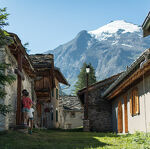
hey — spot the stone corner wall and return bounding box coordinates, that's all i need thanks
[88,85,112,132]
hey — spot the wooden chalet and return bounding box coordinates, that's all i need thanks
[30,54,55,103]
[30,54,69,128]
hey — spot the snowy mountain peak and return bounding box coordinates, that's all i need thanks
[88,20,141,40]
[46,20,150,94]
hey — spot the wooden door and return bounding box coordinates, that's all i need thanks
[124,95,128,133]
[118,101,123,133]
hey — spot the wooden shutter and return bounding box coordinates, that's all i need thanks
[132,89,136,115]
[135,88,140,114]
[130,93,133,116]
[124,95,128,133]
[118,101,123,133]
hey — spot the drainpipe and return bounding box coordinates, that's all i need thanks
[140,52,150,134]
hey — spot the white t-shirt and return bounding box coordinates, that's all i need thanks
[28,108,34,118]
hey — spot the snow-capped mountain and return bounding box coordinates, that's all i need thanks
[45,20,150,94]
[89,20,140,40]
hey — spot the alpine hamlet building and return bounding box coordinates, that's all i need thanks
[0,33,36,131]
[50,67,69,128]
[101,11,150,134]
[59,96,83,129]
[0,32,69,131]
[102,48,150,133]
[29,54,69,128]
[77,73,121,132]
[77,12,150,133]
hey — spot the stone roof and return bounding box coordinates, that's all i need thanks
[29,54,53,69]
[59,96,83,111]
[78,72,122,95]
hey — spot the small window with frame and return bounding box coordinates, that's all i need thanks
[130,87,140,116]
[70,111,75,118]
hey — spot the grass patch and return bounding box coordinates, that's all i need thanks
[0,129,150,149]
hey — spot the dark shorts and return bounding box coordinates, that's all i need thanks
[29,118,34,120]
[22,107,30,112]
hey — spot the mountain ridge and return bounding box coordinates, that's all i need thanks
[46,20,150,94]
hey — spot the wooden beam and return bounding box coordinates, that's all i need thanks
[14,68,25,80]
[16,51,22,125]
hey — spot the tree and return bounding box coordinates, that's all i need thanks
[0,8,16,116]
[73,62,97,94]
[0,8,11,46]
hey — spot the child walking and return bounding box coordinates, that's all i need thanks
[22,90,32,126]
[28,105,34,134]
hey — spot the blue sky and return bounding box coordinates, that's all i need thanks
[1,0,150,54]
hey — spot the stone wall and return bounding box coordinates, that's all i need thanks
[88,84,112,132]
[0,46,36,130]
[0,46,18,130]
[0,47,7,130]
[60,110,83,129]
[59,96,83,129]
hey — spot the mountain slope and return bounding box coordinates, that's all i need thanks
[46,20,150,94]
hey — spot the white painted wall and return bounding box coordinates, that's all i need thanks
[112,74,150,133]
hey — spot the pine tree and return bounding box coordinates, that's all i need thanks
[73,62,97,94]
[0,8,16,116]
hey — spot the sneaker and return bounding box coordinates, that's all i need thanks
[28,129,32,135]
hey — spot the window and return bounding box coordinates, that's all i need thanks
[70,112,75,118]
[130,87,140,116]
[56,88,58,99]
[51,88,54,97]
[51,112,53,120]
[56,110,58,122]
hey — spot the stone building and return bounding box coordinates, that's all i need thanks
[77,73,121,132]
[59,96,83,129]
[0,33,36,131]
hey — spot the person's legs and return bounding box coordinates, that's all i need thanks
[28,118,33,134]
[22,108,26,125]
[22,108,29,125]
[30,119,33,129]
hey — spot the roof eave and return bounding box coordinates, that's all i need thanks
[142,11,150,37]
[102,49,150,99]
[54,67,69,86]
